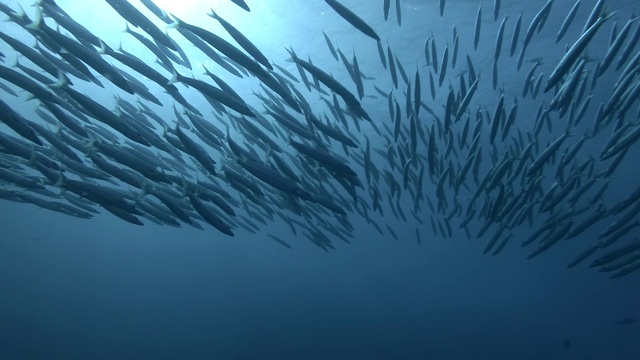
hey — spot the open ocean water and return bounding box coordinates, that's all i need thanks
[0,0,639,359]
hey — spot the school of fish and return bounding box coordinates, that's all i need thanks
[1,0,639,279]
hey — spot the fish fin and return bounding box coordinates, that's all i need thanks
[284,47,298,62]
[167,14,182,28]
[201,64,211,76]
[25,5,43,30]
[180,176,195,197]
[601,9,617,22]
[167,69,180,86]
[135,184,147,202]
[84,131,100,155]
[53,172,65,188]
[49,69,69,89]
[98,39,111,55]
[14,2,27,21]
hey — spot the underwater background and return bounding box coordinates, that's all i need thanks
[1,0,639,359]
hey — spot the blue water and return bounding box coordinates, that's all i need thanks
[1,0,639,359]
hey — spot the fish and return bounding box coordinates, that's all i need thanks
[510,13,522,57]
[474,6,482,50]
[169,71,255,117]
[230,0,250,12]
[383,0,390,20]
[287,48,368,120]
[268,234,293,249]
[598,18,638,77]
[208,9,272,70]
[0,0,637,282]
[324,0,380,41]
[545,12,614,93]
[527,132,572,177]
[105,0,177,51]
[186,191,234,236]
[556,1,581,43]
[323,31,340,61]
[438,45,449,87]
[495,17,507,62]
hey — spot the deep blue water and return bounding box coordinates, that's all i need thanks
[1,0,640,359]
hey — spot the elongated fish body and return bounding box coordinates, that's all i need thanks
[510,13,522,57]
[176,29,243,78]
[89,153,144,189]
[495,17,507,62]
[105,0,176,51]
[323,32,339,61]
[230,0,250,12]
[438,45,449,87]
[474,6,482,50]
[394,55,409,85]
[39,1,101,47]
[124,23,175,72]
[139,0,171,23]
[456,77,480,121]
[0,98,43,145]
[451,33,459,68]
[582,0,605,35]
[268,234,292,249]
[545,14,611,93]
[524,0,554,51]
[310,116,358,148]
[175,125,217,176]
[383,0,390,20]
[522,60,542,98]
[387,45,398,88]
[187,192,234,236]
[171,15,266,79]
[352,51,365,100]
[288,49,363,118]
[63,87,149,146]
[599,18,637,77]
[289,138,357,178]
[518,0,554,70]
[93,141,169,183]
[239,159,315,203]
[556,1,581,43]
[324,0,380,41]
[0,32,61,80]
[170,71,255,117]
[0,64,59,104]
[208,9,272,70]
[527,132,571,177]
[27,14,134,94]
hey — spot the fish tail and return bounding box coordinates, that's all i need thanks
[53,172,65,188]
[284,47,298,62]
[167,14,182,28]
[167,69,180,86]
[25,4,43,30]
[601,9,617,22]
